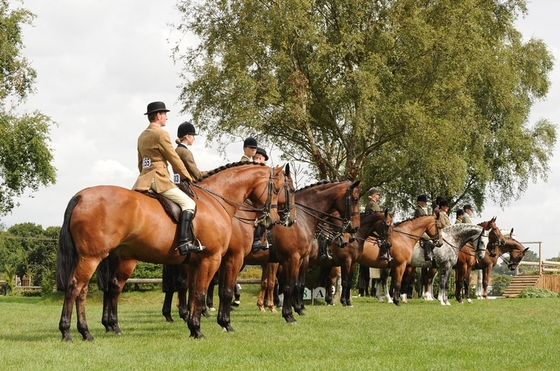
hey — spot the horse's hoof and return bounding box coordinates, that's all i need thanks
[165,318,174,323]
[82,333,95,341]
[209,307,216,312]
[61,334,73,343]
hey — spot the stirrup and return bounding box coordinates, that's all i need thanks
[177,240,205,255]
[320,252,332,261]
[252,240,269,252]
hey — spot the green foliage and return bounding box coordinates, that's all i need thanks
[517,286,559,298]
[0,223,59,293]
[489,273,512,296]
[175,0,555,214]
[0,2,57,215]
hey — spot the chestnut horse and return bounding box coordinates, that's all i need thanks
[274,180,361,323]
[475,228,528,299]
[358,214,442,306]
[56,162,288,341]
[310,210,394,307]
[453,218,507,303]
[158,171,294,328]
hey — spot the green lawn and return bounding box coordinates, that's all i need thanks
[0,286,558,371]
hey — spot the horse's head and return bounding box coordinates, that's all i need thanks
[277,163,297,227]
[427,211,443,247]
[342,180,362,234]
[504,233,529,270]
[473,228,489,261]
[479,217,506,249]
[358,209,394,249]
[248,164,285,227]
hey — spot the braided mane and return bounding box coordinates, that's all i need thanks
[195,161,266,183]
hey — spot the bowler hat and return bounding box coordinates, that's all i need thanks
[417,194,428,203]
[255,147,269,161]
[368,187,379,196]
[243,137,258,148]
[177,121,197,137]
[144,101,170,115]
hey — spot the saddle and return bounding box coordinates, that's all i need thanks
[137,182,196,223]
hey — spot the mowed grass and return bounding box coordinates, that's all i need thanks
[1,286,559,371]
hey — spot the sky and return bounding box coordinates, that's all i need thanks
[2,1,559,259]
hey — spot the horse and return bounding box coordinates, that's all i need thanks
[311,210,394,307]
[453,218,507,303]
[410,224,490,305]
[358,214,442,306]
[56,162,289,341]
[474,228,528,299]
[273,180,362,323]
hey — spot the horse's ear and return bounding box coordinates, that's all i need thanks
[510,228,514,237]
[285,163,290,176]
[352,180,361,189]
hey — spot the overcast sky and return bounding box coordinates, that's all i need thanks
[2,1,559,259]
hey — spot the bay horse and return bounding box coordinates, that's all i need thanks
[410,224,490,305]
[475,228,528,299]
[358,214,443,306]
[273,180,361,323]
[311,210,394,307]
[158,167,295,330]
[56,162,288,341]
[453,218,507,303]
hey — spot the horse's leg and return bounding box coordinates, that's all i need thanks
[455,266,464,304]
[391,264,406,306]
[267,263,279,312]
[102,259,138,335]
[257,264,268,312]
[482,267,490,299]
[341,262,356,307]
[59,259,99,342]
[464,266,473,304]
[162,291,175,322]
[217,254,244,332]
[206,274,218,311]
[439,264,452,306]
[476,269,483,299]
[293,258,308,315]
[186,255,221,339]
[280,256,299,323]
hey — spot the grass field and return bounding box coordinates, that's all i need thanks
[0,286,559,371]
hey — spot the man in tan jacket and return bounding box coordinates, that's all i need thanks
[133,101,204,254]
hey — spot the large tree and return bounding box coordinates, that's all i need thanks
[0,0,56,216]
[174,0,555,213]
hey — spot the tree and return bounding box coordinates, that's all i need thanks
[174,0,555,213]
[0,0,56,216]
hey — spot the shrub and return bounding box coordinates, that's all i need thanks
[517,286,559,298]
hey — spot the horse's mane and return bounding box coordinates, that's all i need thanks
[194,161,266,183]
[295,179,340,193]
[394,217,417,227]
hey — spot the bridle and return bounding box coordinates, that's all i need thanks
[277,170,296,227]
[392,215,443,247]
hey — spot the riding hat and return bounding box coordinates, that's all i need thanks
[417,194,428,203]
[368,187,379,196]
[463,204,473,211]
[456,209,464,217]
[243,137,258,148]
[439,199,449,208]
[177,121,198,137]
[144,101,170,115]
[255,147,269,161]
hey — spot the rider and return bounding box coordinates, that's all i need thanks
[365,187,381,212]
[438,199,452,228]
[365,187,390,260]
[414,194,434,261]
[462,204,474,224]
[240,139,268,251]
[133,101,205,255]
[455,209,465,224]
[175,121,208,181]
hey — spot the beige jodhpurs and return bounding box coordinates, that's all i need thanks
[152,182,195,211]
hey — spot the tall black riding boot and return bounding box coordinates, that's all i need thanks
[319,238,332,261]
[422,240,434,261]
[252,224,268,252]
[177,210,205,255]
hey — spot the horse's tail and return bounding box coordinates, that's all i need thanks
[318,266,332,287]
[56,195,81,291]
[96,256,112,292]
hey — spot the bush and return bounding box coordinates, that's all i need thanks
[517,286,559,298]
